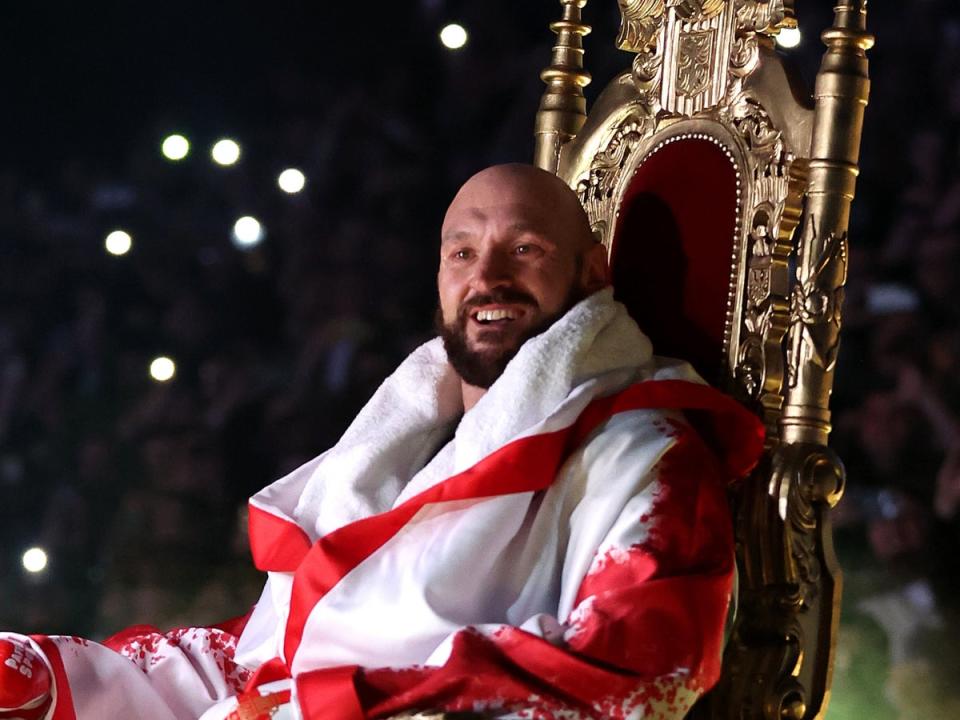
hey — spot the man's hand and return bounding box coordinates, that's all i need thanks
[0,638,52,720]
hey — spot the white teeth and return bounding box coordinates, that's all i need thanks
[475,309,517,322]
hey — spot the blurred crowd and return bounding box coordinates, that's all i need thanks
[827,3,960,717]
[0,2,958,718]
[0,2,555,638]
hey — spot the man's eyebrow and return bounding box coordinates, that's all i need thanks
[509,222,556,243]
[441,229,473,245]
[441,208,488,244]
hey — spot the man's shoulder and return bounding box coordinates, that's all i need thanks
[562,403,692,484]
[576,403,691,461]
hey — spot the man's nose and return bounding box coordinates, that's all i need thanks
[471,249,513,291]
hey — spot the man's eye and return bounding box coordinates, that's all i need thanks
[515,244,539,256]
[453,248,473,260]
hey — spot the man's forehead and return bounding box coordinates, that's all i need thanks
[442,202,552,237]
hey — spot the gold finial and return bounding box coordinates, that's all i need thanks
[534,0,592,174]
[822,0,874,52]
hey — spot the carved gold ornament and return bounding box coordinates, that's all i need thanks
[677,30,715,96]
[616,0,665,52]
[535,2,873,719]
[671,0,726,21]
[788,227,848,387]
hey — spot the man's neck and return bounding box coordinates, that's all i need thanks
[461,381,486,413]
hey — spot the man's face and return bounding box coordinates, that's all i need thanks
[437,174,596,389]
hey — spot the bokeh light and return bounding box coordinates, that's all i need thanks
[161,134,190,161]
[278,168,306,194]
[22,547,48,574]
[104,229,133,256]
[232,216,264,248]
[149,356,176,382]
[440,23,468,50]
[211,138,241,166]
[777,26,802,49]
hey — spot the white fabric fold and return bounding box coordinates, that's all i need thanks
[293,287,655,538]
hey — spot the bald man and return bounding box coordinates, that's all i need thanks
[1,165,762,720]
[436,164,609,409]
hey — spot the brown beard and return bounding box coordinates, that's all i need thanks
[435,283,590,390]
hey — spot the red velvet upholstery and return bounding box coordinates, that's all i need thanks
[610,138,739,386]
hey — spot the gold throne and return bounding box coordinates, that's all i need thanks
[533,1,872,718]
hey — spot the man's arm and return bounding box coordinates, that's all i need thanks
[0,621,251,720]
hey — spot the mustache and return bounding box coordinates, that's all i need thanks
[458,289,538,319]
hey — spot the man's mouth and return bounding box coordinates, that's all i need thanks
[471,307,523,325]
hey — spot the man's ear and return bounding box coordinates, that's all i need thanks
[581,241,610,293]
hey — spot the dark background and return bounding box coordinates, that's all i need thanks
[1,2,958,717]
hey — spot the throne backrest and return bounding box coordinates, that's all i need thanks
[534,2,872,719]
[607,134,741,387]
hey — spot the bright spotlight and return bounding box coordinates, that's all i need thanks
[278,168,306,194]
[440,23,468,50]
[161,134,190,161]
[22,547,48,574]
[212,138,241,166]
[149,356,176,382]
[105,230,133,256]
[776,26,802,49]
[232,216,264,248]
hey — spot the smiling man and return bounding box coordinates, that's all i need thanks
[436,164,608,407]
[0,164,763,720]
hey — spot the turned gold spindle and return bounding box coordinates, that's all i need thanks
[781,0,873,448]
[534,0,592,173]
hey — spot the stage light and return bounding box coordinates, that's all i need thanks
[232,216,264,248]
[161,134,190,161]
[278,168,306,194]
[22,547,48,574]
[440,23,468,50]
[104,230,132,256]
[212,138,241,166]
[777,26,801,49]
[149,356,176,382]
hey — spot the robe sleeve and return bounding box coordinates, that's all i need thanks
[1,621,251,720]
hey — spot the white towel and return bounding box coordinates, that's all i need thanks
[293,287,656,539]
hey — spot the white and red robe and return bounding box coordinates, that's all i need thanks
[3,289,763,719]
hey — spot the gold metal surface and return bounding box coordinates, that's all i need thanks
[616,0,665,52]
[531,2,873,720]
[555,2,807,439]
[534,0,592,173]
[782,0,873,448]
